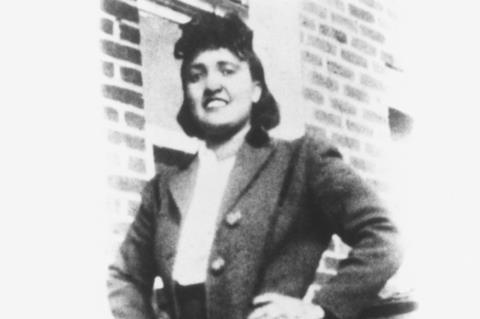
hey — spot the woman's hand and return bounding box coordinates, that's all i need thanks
[247,292,325,319]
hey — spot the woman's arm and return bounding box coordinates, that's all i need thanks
[107,179,159,319]
[306,136,403,319]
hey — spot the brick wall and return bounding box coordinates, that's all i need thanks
[300,0,397,190]
[297,0,401,295]
[101,0,155,255]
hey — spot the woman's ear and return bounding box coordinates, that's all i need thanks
[251,81,262,103]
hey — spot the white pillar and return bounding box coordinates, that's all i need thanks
[248,1,305,140]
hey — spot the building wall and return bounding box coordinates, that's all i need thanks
[101,0,155,255]
[297,0,399,191]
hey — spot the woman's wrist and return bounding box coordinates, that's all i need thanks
[305,303,325,319]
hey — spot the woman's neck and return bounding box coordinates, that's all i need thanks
[205,124,250,160]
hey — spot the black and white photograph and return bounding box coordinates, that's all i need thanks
[2,1,479,319]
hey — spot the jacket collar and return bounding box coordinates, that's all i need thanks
[218,139,275,216]
[168,137,275,218]
[167,154,198,219]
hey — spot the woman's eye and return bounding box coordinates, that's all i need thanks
[221,68,236,76]
[187,72,202,83]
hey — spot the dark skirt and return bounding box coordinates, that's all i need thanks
[175,283,207,319]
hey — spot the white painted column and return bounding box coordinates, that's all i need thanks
[248,1,306,140]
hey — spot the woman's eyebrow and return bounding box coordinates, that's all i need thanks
[187,63,206,72]
[217,61,240,68]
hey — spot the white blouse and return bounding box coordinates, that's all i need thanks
[172,144,236,285]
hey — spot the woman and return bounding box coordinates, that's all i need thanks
[108,12,402,319]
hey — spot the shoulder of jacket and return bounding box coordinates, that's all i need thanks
[271,133,343,160]
[268,134,344,167]
[141,152,194,195]
[303,132,343,160]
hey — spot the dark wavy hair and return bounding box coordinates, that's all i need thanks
[174,12,279,144]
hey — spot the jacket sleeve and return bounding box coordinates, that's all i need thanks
[107,178,159,319]
[306,137,403,319]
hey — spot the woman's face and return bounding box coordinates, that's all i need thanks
[183,48,261,140]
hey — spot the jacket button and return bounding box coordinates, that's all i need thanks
[210,257,226,275]
[225,210,242,227]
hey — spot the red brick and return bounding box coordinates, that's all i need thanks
[341,49,368,68]
[360,73,384,90]
[351,37,377,56]
[105,106,119,122]
[103,61,114,78]
[331,13,358,32]
[103,84,143,108]
[314,109,342,128]
[310,71,339,91]
[120,23,140,44]
[331,133,361,151]
[359,24,385,43]
[107,130,146,150]
[301,50,322,67]
[349,4,375,23]
[101,18,113,35]
[330,98,357,115]
[120,67,143,86]
[318,24,347,44]
[124,111,146,130]
[128,156,147,174]
[102,0,139,23]
[300,14,316,31]
[358,0,383,11]
[301,0,327,18]
[346,119,374,136]
[307,35,337,55]
[102,40,142,65]
[327,61,354,79]
[303,87,324,105]
[344,85,369,103]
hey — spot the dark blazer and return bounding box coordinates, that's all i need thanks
[108,134,402,319]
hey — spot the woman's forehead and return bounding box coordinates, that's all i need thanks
[189,47,245,65]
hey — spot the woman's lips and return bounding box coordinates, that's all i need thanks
[204,98,229,109]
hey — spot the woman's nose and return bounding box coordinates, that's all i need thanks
[204,73,222,91]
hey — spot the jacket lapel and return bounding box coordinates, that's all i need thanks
[168,155,199,219]
[218,140,276,216]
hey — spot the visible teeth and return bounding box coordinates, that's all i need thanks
[206,100,227,108]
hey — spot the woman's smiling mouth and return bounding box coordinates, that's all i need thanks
[203,97,229,109]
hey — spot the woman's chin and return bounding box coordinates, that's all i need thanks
[200,121,249,143]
